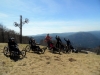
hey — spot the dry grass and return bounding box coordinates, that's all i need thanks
[0,43,100,75]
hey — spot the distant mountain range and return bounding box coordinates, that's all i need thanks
[30,31,100,48]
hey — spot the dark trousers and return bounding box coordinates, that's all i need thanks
[56,42,62,48]
[47,41,51,48]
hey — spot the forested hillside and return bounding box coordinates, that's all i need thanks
[0,24,29,43]
[67,32,100,48]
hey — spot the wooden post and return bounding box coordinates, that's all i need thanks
[14,15,29,44]
[20,15,22,43]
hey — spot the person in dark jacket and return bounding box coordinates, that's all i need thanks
[30,39,41,51]
[55,35,62,48]
[8,37,20,55]
[64,38,71,49]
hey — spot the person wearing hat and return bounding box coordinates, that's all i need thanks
[30,39,41,52]
[8,37,20,55]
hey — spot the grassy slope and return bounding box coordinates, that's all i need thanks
[0,43,100,75]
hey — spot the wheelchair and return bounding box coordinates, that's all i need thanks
[49,42,61,54]
[3,46,26,58]
[25,44,47,54]
[62,45,78,53]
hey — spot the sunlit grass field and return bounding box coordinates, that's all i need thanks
[0,43,100,75]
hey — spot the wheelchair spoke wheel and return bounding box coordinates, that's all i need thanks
[20,50,26,58]
[40,47,47,54]
[39,49,45,54]
[25,45,31,52]
[3,46,9,56]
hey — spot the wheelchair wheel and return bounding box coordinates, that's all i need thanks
[39,49,45,54]
[41,47,47,54]
[20,50,26,58]
[25,45,31,52]
[38,47,47,54]
[3,46,9,56]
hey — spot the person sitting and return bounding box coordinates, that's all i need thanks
[30,39,41,52]
[8,37,20,55]
[49,41,59,52]
[29,38,33,49]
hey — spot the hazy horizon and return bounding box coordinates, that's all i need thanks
[28,30,100,36]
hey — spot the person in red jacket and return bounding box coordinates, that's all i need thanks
[45,34,52,48]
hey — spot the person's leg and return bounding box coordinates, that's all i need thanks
[9,47,13,55]
[34,46,41,54]
[48,41,52,49]
[57,43,58,48]
[59,42,62,49]
[14,46,20,54]
[56,43,57,48]
[36,46,40,50]
[32,46,37,51]
[47,41,50,48]
[30,44,32,49]
[56,42,59,48]
[68,44,70,50]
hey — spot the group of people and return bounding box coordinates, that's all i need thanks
[7,33,75,55]
[44,34,77,53]
[45,34,71,49]
[28,33,72,53]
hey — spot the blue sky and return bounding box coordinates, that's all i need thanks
[0,0,100,35]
